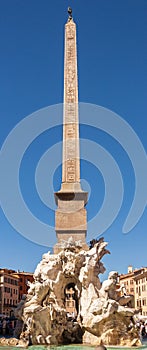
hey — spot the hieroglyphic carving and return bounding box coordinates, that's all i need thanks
[66,124,75,138]
[64,103,76,123]
[67,139,75,157]
[66,25,75,39]
[67,159,76,182]
[63,21,79,183]
[65,23,77,105]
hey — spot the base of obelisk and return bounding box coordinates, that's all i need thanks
[54,190,89,253]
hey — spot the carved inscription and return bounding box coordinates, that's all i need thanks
[64,103,76,123]
[66,124,75,138]
[63,21,79,183]
[66,26,74,39]
[67,159,75,182]
[65,23,77,104]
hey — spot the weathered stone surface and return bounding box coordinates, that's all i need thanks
[0,337,19,346]
[54,14,89,253]
[13,237,141,347]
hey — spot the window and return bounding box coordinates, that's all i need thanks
[136,287,138,293]
[130,279,134,285]
[142,299,146,306]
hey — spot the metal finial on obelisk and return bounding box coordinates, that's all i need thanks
[68,7,72,20]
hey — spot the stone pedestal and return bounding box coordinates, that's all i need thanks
[54,191,89,253]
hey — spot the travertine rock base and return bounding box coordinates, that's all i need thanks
[13,238,141,347]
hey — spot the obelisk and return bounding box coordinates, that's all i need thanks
[54,8,88,253]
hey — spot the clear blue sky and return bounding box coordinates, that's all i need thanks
[0,1,147,280]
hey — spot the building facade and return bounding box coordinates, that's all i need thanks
[0,268,33,316]
[0,269,19,317]
[134,269,147,316]
[119,265,147,315]
[12,271,34,302]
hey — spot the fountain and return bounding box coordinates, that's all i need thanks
[12,238,141,347]
[0,8,142,349]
